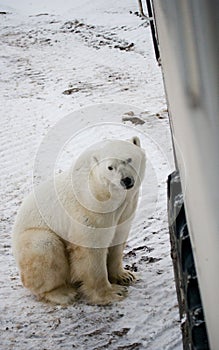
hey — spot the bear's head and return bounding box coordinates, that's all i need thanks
[71,136,146,213]
[90,136,146,193]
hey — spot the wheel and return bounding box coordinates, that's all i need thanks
[167,171,210,350]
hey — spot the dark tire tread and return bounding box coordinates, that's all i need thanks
[167,171,210,350]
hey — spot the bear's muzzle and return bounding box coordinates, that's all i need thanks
[120,176,134,190]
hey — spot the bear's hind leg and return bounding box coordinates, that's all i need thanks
[43,285,77,305]
[15,229,77,305]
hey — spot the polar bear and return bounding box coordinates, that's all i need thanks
[12,136,146,305]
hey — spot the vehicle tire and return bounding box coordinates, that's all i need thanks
[167,171,209,350]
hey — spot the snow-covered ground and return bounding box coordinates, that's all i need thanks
[0,0,182,349]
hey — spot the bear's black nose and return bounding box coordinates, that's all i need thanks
[120,177,134,189]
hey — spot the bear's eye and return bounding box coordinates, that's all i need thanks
[108,166,113,171]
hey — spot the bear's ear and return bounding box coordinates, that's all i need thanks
[131,136,141,147]
[92,155,99,165]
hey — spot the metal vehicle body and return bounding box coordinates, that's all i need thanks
[145,0,219,349]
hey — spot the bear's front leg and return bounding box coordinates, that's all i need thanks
[69,246,127,305]
[107,244,136,286]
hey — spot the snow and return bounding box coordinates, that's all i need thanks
[0,0,182,349]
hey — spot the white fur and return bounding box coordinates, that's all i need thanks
[12,137,146,305]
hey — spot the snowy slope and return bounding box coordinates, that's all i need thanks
[0,1,182,349]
